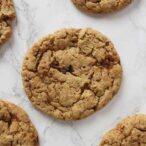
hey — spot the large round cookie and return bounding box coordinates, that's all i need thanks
[72,0,132,13]
[100,114,146,146]
[0,100,39,146]
[22,28,122,120]
[0,0,15,46]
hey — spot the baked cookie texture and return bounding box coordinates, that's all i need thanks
[22,28,122,120]
[0,0,15,46]
[0,100,39,146]
[72,0,132,13]
[100,114,146,146]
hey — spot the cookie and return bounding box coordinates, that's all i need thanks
[100,114,146,146]
[0,100,39,146]
[0,0,15,46]
[72,0,132,13]
[0,21,12,45]
[22,28,122,120]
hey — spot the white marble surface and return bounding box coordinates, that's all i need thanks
[0,0,146,145]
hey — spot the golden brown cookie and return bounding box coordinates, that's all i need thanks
[100,114,146,146]
[72,0,132,14]
[0,21,12,45]
[0,100,39,146]
[22,28,122,120]
[0,0,15,46]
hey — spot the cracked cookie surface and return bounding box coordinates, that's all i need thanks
[100,114,146,146]
[22,28,122,120]
[72,0,132,13]
[0,100,39,146]
[0,0,15,46]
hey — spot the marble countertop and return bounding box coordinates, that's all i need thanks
[0,0,146,145]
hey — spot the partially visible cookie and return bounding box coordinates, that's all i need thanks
[100,114,146,146]
[0,0,15,46]
[72,0,132,14]
[0,100,39,146]
[0,21,12,45]
[22,28,122,120]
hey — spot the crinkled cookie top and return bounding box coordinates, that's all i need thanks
[0,100,39,146]
[100,114,146,146]
[22,28,122,120]
[0,0,15,46]
[72,0,132,13]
